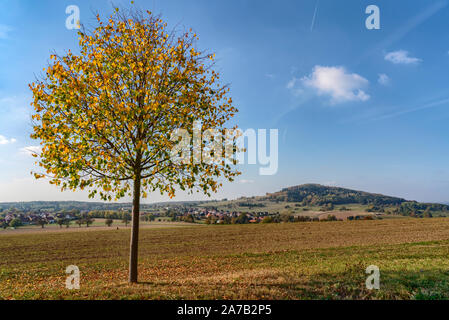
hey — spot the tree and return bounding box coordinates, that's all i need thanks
[76,218,84,228]
[261,216,273,224]
[85,217,95,227]
[64,219,71,228]
[36,218,48,228]
[10,218,22,228]
[29,6,239,283]
[233,213,249,224]
[105,218,114,227]
[57,218,65,228]
[183,214,195,223]
[281,213,294,223]
[121,212,131,226]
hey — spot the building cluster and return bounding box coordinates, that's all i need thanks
[182,208,272,223]
[0,211,77,226]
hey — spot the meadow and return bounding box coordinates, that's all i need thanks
[1,218,449,299]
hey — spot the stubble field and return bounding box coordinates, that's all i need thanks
[1,218,449,299]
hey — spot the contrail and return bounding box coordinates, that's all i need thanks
[310,0,319,31]
[372,97,449,121]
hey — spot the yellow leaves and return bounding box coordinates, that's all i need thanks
[28,7,239,201]
[34,173,45,179]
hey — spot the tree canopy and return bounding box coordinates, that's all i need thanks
[29,6,240,283]
[30,7,240,202]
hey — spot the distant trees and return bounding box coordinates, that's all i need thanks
[182,214,195,223]
[63,219,71,228]
[85,217,95,227]
[57,218,65,228]
[261,216,274,223]
[232,213,249,224]
[36,218,48,228]
[281,214,294,223]
[105,219,114,227]
[122,213,131,227]
[205,216,217,225]
[268,184,407,206]
[320,203,334,211]
[10,218,23,228]
[76,218,84,228]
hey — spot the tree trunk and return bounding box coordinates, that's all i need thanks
[128,173,141,283]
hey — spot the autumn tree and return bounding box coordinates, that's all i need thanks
[105,218,114,227]
[85,217,95,227]
[36,218,48,229]
[122,212,131,227]
[57,218,65,228]
[29,6,239,283]
[76,218,84,228]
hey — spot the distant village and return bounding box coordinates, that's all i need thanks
[0,205,276,229]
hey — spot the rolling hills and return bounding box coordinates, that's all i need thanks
[1,184,448,218]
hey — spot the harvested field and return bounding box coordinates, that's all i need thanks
[1,218,449,299]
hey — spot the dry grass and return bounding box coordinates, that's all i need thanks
[1,218,449,299]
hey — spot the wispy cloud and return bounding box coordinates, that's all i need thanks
[378,73,390,86]
[298,65,370,103]
[0,24,12,39]
[239,179,255,184]
[286,77,304,96]
[310,0,319,31]
[385,50,421,65]
[373,97,449,121]
[0,135,16,145]
[20,146,41,156]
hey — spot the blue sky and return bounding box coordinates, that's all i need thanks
[1,0,449,203]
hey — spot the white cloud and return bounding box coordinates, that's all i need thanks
[239,179,254,184]
[378,73,390,86]
[20,146,42,156]
[0,24,12,39]
[0,135,16,145]
[384,50,421,64]
[286,78,297,89]
[286,77,304,96]
[299,65,370,103]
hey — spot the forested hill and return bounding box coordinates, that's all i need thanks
[264,184,445,207]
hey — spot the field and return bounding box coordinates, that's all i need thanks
[1,218,449,299]
[0,219,189,235]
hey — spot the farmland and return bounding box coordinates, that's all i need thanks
[1,217,449,299]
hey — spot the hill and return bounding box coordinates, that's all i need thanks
[200,184,449,218]
[1,184,448,218]
[264,184,406,206]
